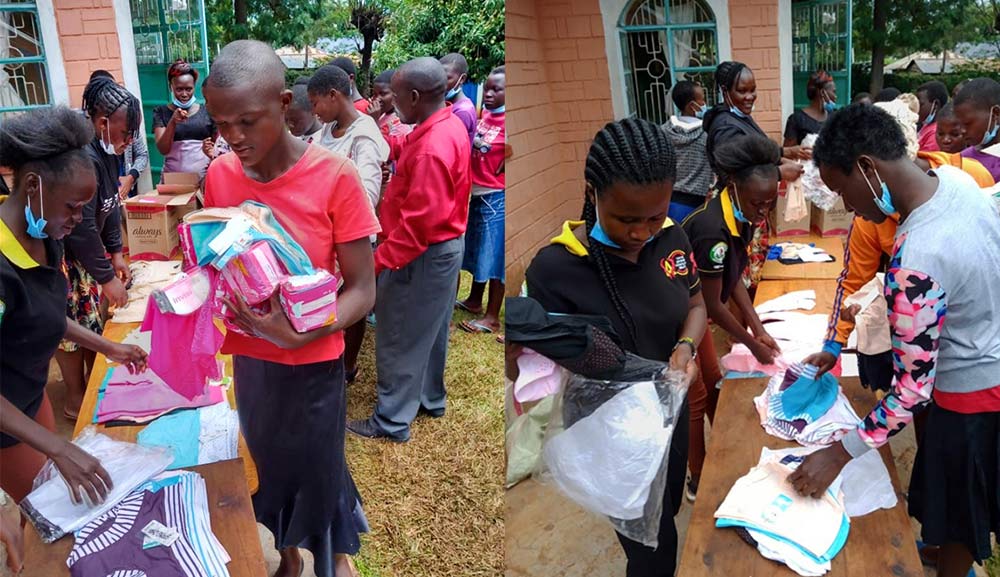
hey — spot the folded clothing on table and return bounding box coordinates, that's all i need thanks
[20,428,173,543]
[94,365,226,424]
[715,453,850,576]
[67,470,231,577]
[753,363,860,446]
[137,402,240,470]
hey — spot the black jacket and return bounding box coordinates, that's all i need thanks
[703,104,768,181]
[63,139,123,284]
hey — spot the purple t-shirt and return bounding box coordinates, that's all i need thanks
[960,145,1000,181]
[450,94,477,146]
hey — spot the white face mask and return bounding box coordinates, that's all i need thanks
[101,122,116,155]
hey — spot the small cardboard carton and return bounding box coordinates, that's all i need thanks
[156,172,200,195]
[810,196,853,237]
[125,192,197,261]
[772,181,811,237]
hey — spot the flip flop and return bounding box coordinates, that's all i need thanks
[63,409,79,422]
[454,300,483,314]
[497,335,505,344]
[459,319,497,334]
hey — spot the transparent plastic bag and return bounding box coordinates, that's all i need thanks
[535,366,689,548]
[20,427,173,543]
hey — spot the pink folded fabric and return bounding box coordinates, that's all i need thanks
[96,365,224,423]
[141,296,223,400]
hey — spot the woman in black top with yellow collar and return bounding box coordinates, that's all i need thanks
[0,107,146,506]
[683,134,783,366]
[526,118,707,577]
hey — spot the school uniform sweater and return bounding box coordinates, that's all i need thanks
[842,165,1000,458]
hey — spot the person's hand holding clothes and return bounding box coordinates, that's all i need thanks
[110,252,130,287]
[106,343,148,373]
[779,158,805,182]
[101,276,128,308]
[748,332,781,364]
[51,440,114,505]
[802,350,838,376]
[787,442,852,498]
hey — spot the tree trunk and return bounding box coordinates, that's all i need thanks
[941,49,948,73]
[359,32,375,96]
[869,0,889,95]
[234,0,249,39]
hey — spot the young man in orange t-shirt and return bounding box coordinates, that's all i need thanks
[202,40,378,577]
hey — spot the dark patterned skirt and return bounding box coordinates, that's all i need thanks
[232,356,368,577]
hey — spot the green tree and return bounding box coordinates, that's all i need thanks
[854,0,997,93]
[372,0,504,82]
[206,0,330,57]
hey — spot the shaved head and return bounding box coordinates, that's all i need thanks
[397,57,447,98]
[205,40,286,92]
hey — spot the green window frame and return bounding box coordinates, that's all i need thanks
[1,2,53,116]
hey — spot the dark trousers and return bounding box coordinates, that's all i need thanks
[373,237,463,438]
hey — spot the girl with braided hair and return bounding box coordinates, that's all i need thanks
[55,75,142,420]
[1,106,146,505]
[525,117,707,577]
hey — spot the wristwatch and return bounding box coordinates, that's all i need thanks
[673,336,697,359]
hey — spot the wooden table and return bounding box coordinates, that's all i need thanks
[754,278,838,317]
[22,458,267,577]
[74,321,258,493]
[761,234,846,280]
[676,376,923,576]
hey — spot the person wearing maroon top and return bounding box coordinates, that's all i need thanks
[348,57,472,442]
[457,66,506,334]
[440,53,477,145]
[330,56,371,114]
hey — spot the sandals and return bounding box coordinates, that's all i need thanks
[454,300,483,315]
[459,319,499,334]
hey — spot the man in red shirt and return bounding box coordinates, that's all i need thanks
[348,57,472,442]
[331,56,371,114]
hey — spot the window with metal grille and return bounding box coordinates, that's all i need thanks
[1,1,52,116]
[619,0,718,125]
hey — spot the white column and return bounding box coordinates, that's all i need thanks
[35,0,70,106]
[113,0,154,193]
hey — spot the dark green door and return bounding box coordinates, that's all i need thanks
[791,0,852,111]
[131,0,210,183]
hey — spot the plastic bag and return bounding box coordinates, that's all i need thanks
[20,427,172,543]
[784,178,809,222]
[535,368,689,548]
[799,134,840,211]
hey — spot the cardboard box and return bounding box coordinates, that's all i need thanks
[810,196,853,237]
[125,192,197,261]
[156,172,200,195]
[771,182,811,237]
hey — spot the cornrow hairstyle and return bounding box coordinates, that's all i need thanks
[581,117,677,345]
[81,76,142,139]
[713,134,781,188]
[953,77,1000,111]
[715,61,749,97]
[89,69,114,82]
[917,80,949,109]
[812,104,907,174]
[806,70,834,100]
[0,105,95,189]
[168,59,198,82]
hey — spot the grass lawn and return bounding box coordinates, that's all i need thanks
[344,271,505,577]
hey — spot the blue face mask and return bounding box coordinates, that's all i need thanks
[823,100,837,113]
[924,103,937,126]
[694,103,708,119]
[588,201,655,250]
[446,77,464,101]
[25,175,48,239]
[725,95,751,119]
[858,162,896,216]
[487,104,505,114]
[981,106,999,146]
[730,186,751,224]
[172,95,195,110]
